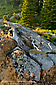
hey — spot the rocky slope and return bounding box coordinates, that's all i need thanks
[0,22,56,84]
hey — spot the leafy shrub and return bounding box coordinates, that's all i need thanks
[20,0,38,28]
[3,15,9,21]
[13,13,16,17]
[15,16,20,20]
[10,17,19,23]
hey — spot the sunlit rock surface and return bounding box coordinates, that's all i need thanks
[7,48,40,81]
[29,49,53,71]
[48,54,56,64]
[0,21,56,82]
[5,22,56,81]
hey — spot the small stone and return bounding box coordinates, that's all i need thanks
[9,63,12,67]
[30,73,34,78]
[22,78,26,81]
[6,61,9,64]
[12,54,15,58]
[21,76,23,79]
[39,72,41,75]
[1,44,3,46]
[17,74,20,78]
[44,73,46,77]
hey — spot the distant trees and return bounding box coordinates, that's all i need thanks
[1,0,56,30]
[40,0,56,30]
[20,0,38,28]
[0,0,23,7]
[9,0,20,7]
[37,0,43,13]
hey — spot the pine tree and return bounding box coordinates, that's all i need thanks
[51,0,56,29]
[40,0,56,30]
[20,0,38,28]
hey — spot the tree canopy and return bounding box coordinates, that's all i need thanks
[40,0,56,30]
[20,0,38,28]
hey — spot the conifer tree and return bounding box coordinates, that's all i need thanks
[20,0,38,28]
[40,0,56,30]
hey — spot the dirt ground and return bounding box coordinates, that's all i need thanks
[38,65,56,85]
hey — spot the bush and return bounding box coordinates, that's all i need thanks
[10,17,19,23]
[15,15,20,20]
[3,15,9,21]
[13,13,16,17]
[20,0,38,28]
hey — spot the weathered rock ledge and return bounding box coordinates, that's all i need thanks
[0,22,56,84]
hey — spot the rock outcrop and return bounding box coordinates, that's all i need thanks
[0,22,56,84]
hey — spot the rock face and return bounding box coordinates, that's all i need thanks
[9,49,41,81]
[4,22,56,81]
[0,22,56,84]
[8,23,56,63]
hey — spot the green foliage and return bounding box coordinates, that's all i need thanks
[20,0,38,28]
[34,27,56,35]
[37,32,56,46]
[33,28,56,46]
[15,15,20,20]
[3,15,10,21]
[10,13,20,23]
[40,0,56,30]
[0,0,23,7]
[10,15,20,23]
[0,5,20,19]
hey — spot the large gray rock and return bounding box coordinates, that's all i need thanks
[29,49,54,71]
[5,21,56,81]
[48,54,56,64]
